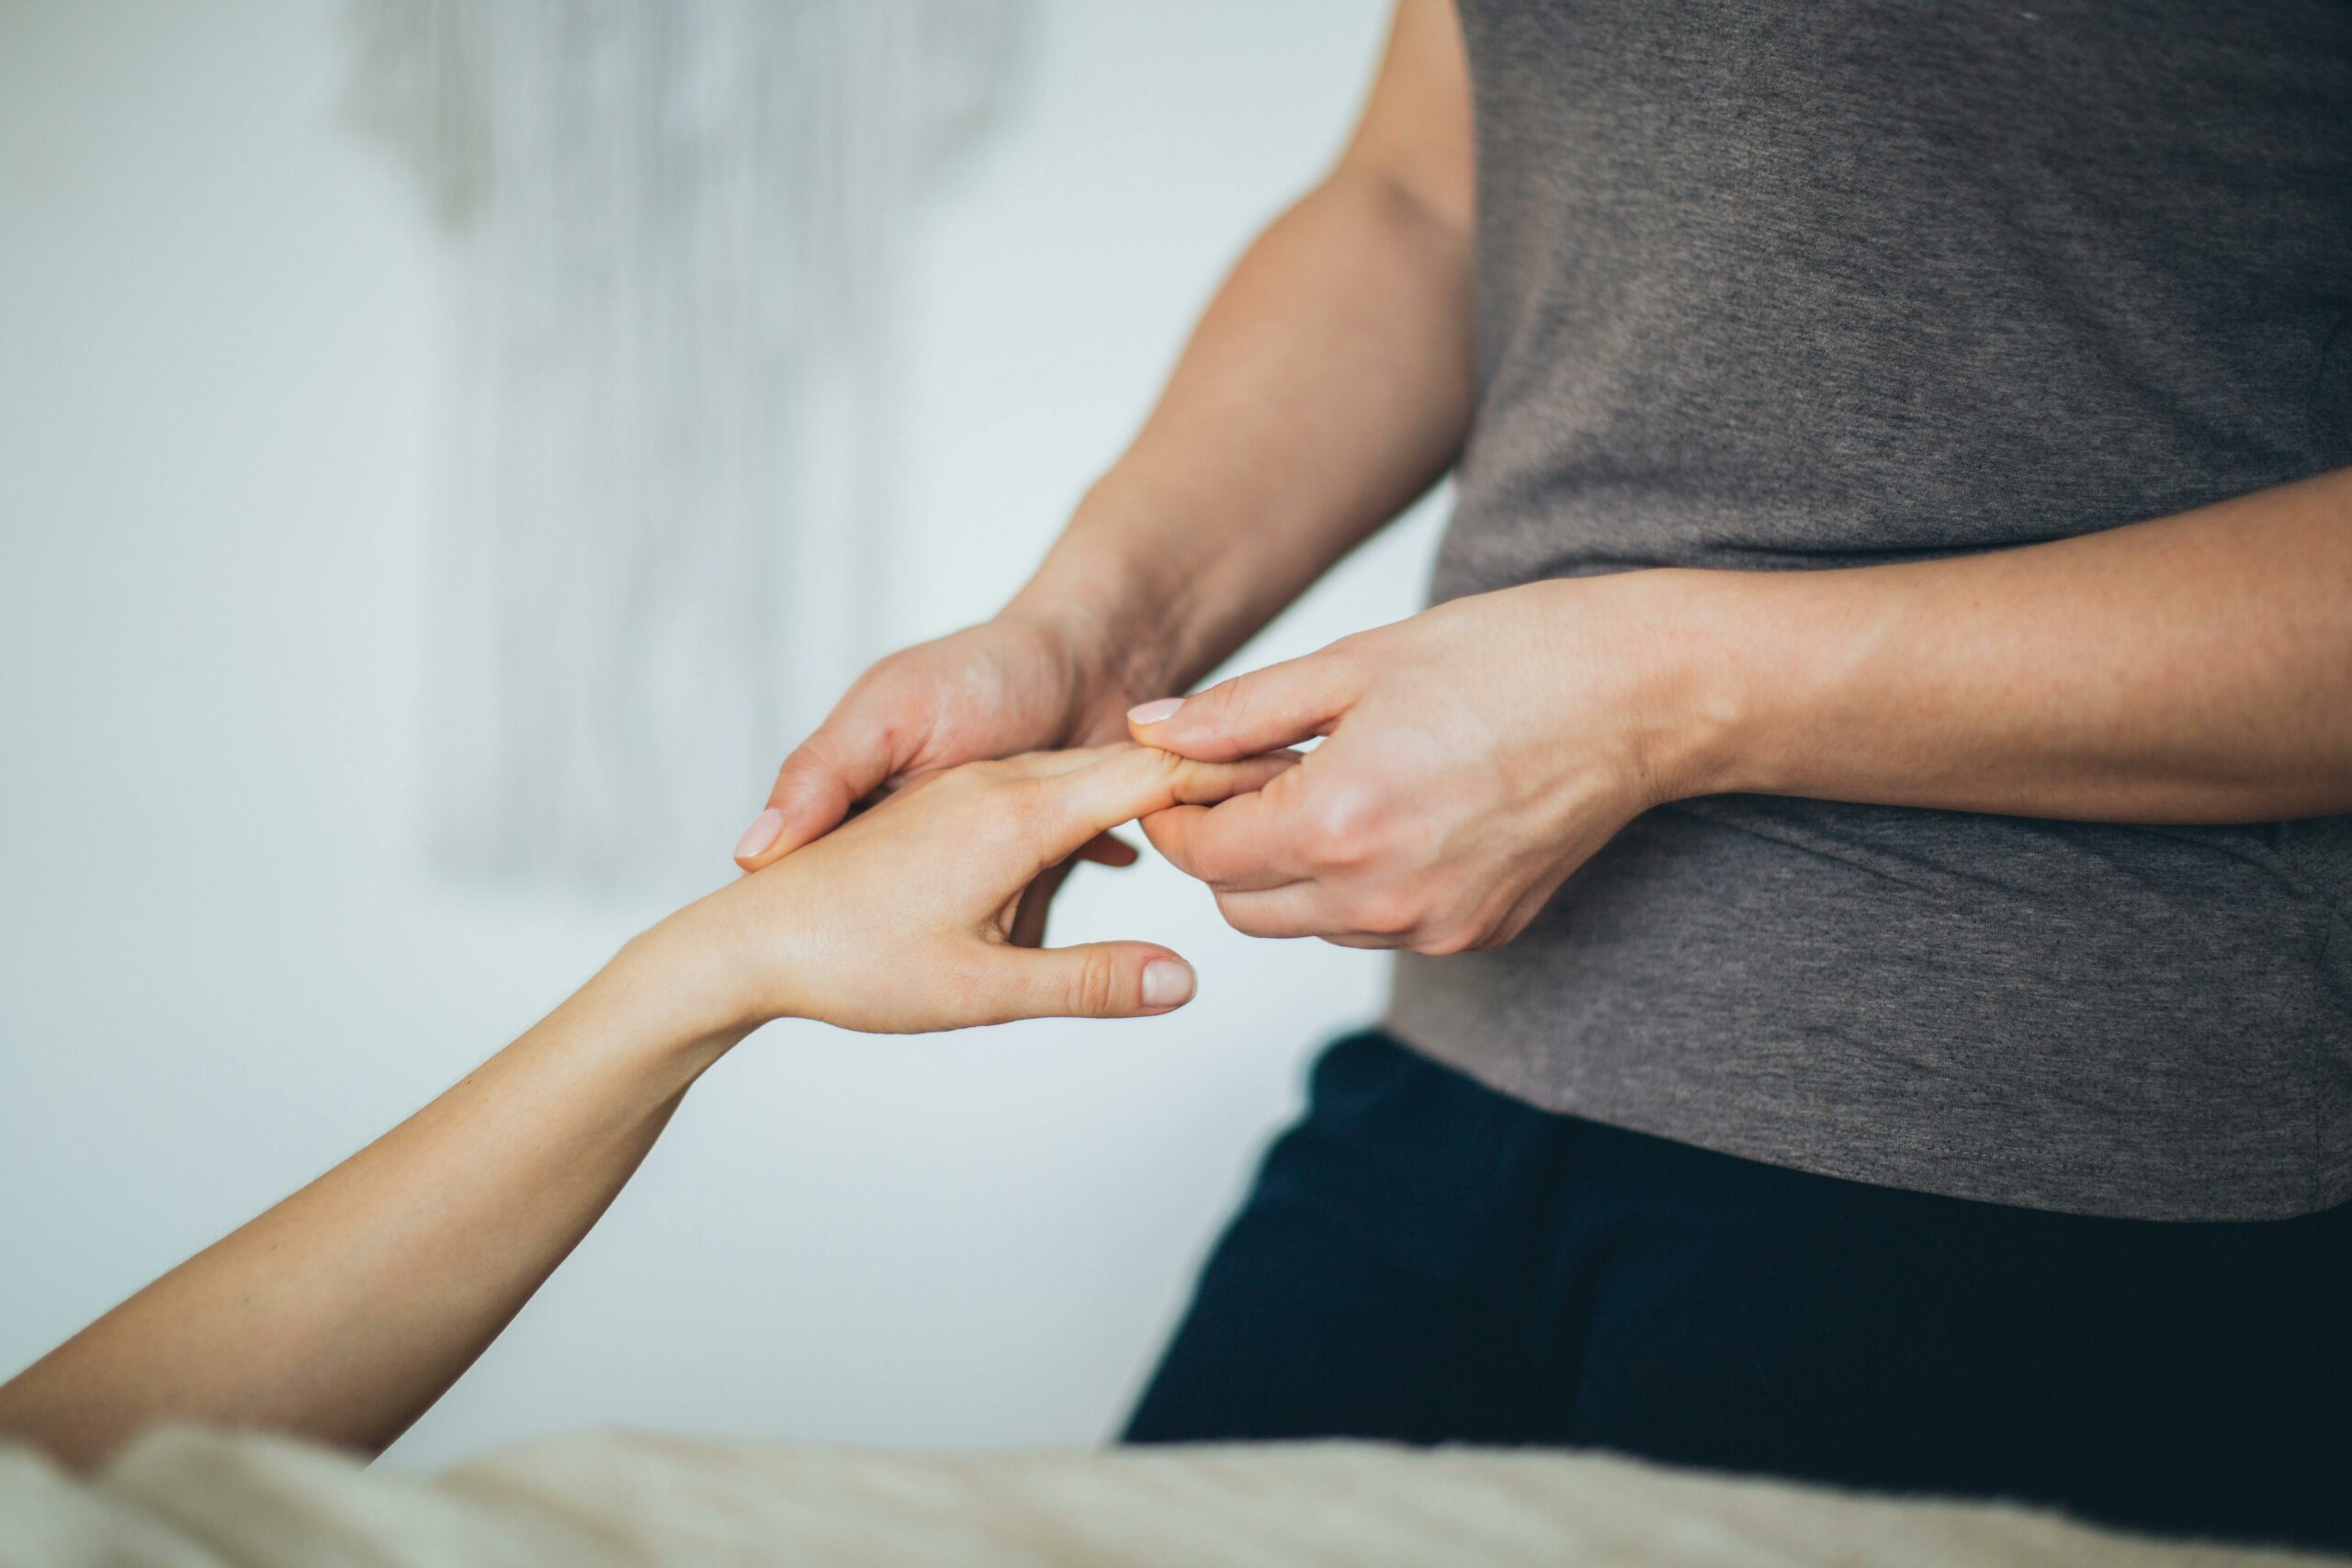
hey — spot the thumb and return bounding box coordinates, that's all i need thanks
[987,942,1197,1021]
[1125,652,1355,761]
[739,724,899,870]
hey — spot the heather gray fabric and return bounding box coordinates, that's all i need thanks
[1385,0,2352,1220]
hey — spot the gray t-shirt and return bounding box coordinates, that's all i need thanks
[1385,0,2352,1221]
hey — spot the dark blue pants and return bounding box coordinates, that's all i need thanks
[1125,1031,2352,1551]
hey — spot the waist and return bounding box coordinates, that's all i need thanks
[1383,798,2352,1221]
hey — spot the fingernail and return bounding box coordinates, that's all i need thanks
[733,808,786,861]
[1141,958,1194,1009]
[1127,697,1184,726]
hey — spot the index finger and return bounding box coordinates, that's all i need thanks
[1019,745,1297,867]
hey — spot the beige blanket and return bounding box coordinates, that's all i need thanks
[1,1427,2335,1568]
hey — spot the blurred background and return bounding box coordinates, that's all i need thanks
[0,0,1444,1466]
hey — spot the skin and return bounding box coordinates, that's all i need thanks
[738,0,1476,877]
[739,0,2352,957]
[0,745,1284,1472]
[1131,472,2352,953]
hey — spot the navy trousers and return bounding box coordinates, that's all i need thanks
[1125,1031,2352,1551]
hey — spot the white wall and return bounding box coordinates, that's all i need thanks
[0,0,1440,1466]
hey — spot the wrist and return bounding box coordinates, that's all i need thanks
[589,920,763,1074]
[1593,568,1769,806]
[998,530,1189,724]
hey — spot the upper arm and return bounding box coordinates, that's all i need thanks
[1334,0,1476,235]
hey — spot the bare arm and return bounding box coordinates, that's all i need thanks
[0,977,739,1470]
[1129,469,2352,953]
[737,0,1476,871]
[1008,0,1478,702]
[1684,466,2352,822]
[0,746,1282,1469]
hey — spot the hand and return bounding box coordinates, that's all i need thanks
[732,615,1142,945]
[0,742,1287,1472]
[659,744,1293,1033]
[1126,574,1715,954]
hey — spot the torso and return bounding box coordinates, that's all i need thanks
[1385,0,2352,1220]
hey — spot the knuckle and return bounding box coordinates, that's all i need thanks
[1320,637,1381,687]
[1465,908,1524,952]
[803,739,854,786]
[775,730,834,780]
[1214,893,1284,940]
[861,645,930,696]
[961,761,1036,815]
[787,724,866,790]
[1297,785,1385,868]
[1121,743,1187,790]
[1069,950,1125,1017]
[1409,925,1479,957]
[1188,679,1238,718]
[1186,679,1261,742]
[1216,682,1265,728]
[1345,886,1423,938]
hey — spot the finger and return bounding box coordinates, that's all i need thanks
[980,942,1197,1021]
[1021,747,1299,869]
[741,716,906,869]
[992,742,1274,784]
[1125,651,1357,762]
[1137,804,1297,891]
[1076,830,1139,868]
[1007,834,1138,954]
[1212,884,1336,940]
[1006,857,1076,949]
[1009,839,1138,953]
[1136,788,1313,888]
[997,742,1131,778]
[1212,884,1411,944]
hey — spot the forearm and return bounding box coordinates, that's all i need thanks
[1012,171,1473,705]
[0,942,742,1470]
[1662,467,2352,822]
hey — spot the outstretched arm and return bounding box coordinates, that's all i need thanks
[0,974,735,1472]
[0,746,1283,1470]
